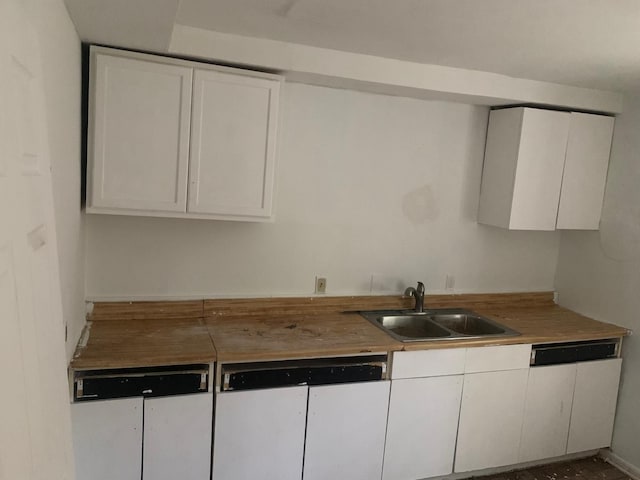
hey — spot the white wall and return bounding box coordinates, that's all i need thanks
[85,83,561,299]
[555,95,640,471]
[30,0,84,360]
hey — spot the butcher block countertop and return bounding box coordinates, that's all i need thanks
[205,313,399,362]
[70,293,630,369]
[71,301,216,370]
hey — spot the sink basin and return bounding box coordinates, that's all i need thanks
[376,315,452,340]
[361,308,520,342]
[429,312,507,336]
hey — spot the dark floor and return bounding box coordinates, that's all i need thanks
[475,456,633,480]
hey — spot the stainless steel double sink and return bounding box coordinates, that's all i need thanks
[360,308,520,342]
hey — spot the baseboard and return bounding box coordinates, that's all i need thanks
[601,449,640,480]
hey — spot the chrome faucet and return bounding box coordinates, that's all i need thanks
[404,281,426,313]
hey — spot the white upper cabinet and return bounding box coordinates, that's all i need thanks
[86,46,282,221]
[478,107,570,230]
[557,113,615,230]
[478,107,614,231]
[88,53,192,213]
[189,70,279,218]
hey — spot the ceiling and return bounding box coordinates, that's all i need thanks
[65,0,640,93]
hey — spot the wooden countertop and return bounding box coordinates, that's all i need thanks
[398,305,630,351]
[206,306,629,361]
[70,317,216,370]
[71,293,630,369]
[205,313,399,362]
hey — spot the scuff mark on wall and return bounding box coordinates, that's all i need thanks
[401,184,438,224]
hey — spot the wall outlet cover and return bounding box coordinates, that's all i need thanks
[315,276,327,294]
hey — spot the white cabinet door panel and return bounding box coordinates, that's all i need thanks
[90,53,192,212]
[557,113,614,230]
[477,107,524,229]
[391,348,466,379]
[143,393,213,480]
[567,358,622,453]
[478,108,570,230]
[520,364,576,462]
[509,108,570,230]
[383,376,463,480]
[455,369,529,473]
[189,70,279,217]
[71,398,143,480]
[464,344,532,373]
[304,381,390,480]
[212,386,307,480]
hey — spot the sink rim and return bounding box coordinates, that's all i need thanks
[360,308,521,342]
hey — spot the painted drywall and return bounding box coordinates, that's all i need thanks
[85,83,561,299]
[30,0,85,360]
[555,95,640,471]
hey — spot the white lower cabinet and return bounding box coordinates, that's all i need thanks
[519,364,576,462]
[212,381,390,480]
[212,386,308,480]
[519,358,622,463]
[143,394,213,480]
[383,375,463,480]
[303,381,390,480]
[71,393,212,480]
[454,368,529,473]
[71,397,143,480]
[567,358,622,453]
[519,363,576,462]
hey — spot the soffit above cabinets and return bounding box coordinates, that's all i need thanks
[64,0,625,113]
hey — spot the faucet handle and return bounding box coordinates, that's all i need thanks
[416,281,425,293]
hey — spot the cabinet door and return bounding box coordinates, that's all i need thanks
[510,108,571,230]
[212,386,307,480]
[188,70,280,218]
[567,358,622,453]
[383,376,463,480]
[556,113,614,230]
[304,381,390,480]
[143,393,213,480]
[478,107,570,230]
[89,52,192,212]
[520,364,576,462]
[455,369,529,473]
[71,398,143,480]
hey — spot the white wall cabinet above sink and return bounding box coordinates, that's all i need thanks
[87,46,281,222]
[478,107,614,231]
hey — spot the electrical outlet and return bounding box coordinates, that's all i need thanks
[445,274,455,291]
[315,277,327,294]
